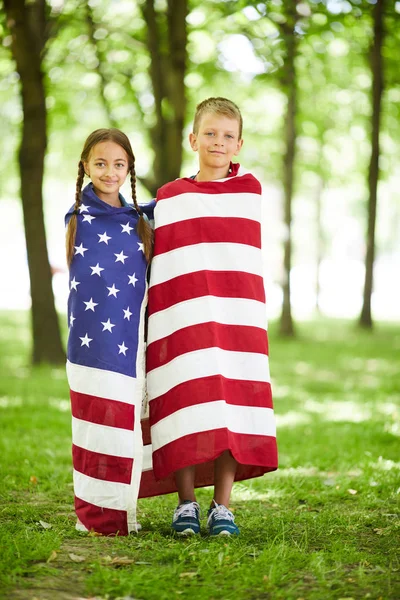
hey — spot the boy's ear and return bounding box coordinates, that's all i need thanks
[234,139,244,156]
[189,132,198,151]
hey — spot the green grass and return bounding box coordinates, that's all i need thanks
[0,311,399,600]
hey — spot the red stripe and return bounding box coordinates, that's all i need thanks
[154,218,261,254]
[149,376,273,425]
[148,270,265,315]
[151,429,278,480]
[70,390,134,430]
[157,173,261,199]
[141,418,151,446]
[72,444,133,484]
[147,324,269,371]
[75,496,128,536]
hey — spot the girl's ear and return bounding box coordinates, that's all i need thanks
[83,162,89,177]
[189,132,198,151]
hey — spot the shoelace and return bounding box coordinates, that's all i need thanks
[173,501,200,521]
[207,503,234,525]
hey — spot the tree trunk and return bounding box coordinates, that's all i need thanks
[279,6,298,337]
[359,0,385,329]
[4,0,65,364]
[141,0,187,195]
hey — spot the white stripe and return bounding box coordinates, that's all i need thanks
[151,402,276,452]
[67,360,141,405]
[147,347,270,399]
[72,417,135,458]
[150,242,263,287]
[142,444,153,472]
[127,279,148,529]
[74,470,132,512]
[154,192,261,229]
[147,296,267,345]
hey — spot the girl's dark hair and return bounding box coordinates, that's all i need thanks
[66,128,153,265]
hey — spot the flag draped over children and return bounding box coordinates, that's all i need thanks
[147,165,277,488]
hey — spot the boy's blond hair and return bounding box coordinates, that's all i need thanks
[192,97,243,139]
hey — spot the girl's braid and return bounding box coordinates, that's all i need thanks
[129,164,153,263]
[66,161,85,266]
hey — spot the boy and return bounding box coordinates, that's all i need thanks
[146,98,278,536]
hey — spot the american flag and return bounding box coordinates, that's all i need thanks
[147,164,278,489]
[66,183,158,536]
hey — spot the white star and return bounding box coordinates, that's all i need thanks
[69,313,76,327]
[107,284,120,297]
[121,222,134,235]
[79,333,92,347]
[98,231,111,244]
[74,243,88,256]
[79,204,89,214]
[83,298,98,311]
[128,273,138,287]
[90,263,104,277]
[118,341,128,355]
[70,277,80,291]
[101,318,116,333]
[82,214,96,224]
[137,242,144,253]
[115,250,128,264]
[123,307,132,321]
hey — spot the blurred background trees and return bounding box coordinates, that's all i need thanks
[0,0,399,364]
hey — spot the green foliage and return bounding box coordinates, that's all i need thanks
[0,312,399,599]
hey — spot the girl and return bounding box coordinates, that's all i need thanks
[65,129,153,535]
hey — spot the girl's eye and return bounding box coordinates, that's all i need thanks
[116,163,125,168]
[95,162,105,167]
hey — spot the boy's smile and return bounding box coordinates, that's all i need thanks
[84,141,129,206]
[189,114,243,181]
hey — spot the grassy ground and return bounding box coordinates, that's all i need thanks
[0,311,399,600]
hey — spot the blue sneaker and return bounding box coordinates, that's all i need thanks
[171,500,200,536]
[207,501,239,536]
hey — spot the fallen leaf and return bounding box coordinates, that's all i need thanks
[47,550,57,563]
[38,520,52,529]
[110,556,135,565]
[179,572,197,578]
[88,530,102,537]
[102,556,112,563]
[263,575,269,582]
[30,476,38,485]
[69,553,86,563]
[347,489,358,495]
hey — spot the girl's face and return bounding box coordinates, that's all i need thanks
[84,141,129,206]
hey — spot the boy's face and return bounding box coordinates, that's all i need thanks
[189,112,243,174]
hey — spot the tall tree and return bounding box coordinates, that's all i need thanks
[359,0,385,328]
[4,0,65,364]
[84,0,188,196]
[141,0,188,195]
[278,0,299,336]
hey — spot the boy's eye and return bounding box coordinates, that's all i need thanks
[205,132,214,136]
[225,135,234,139]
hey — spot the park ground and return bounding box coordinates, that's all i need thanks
[0,312,399,600]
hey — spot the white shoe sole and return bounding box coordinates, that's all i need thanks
[175,528,198,536]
